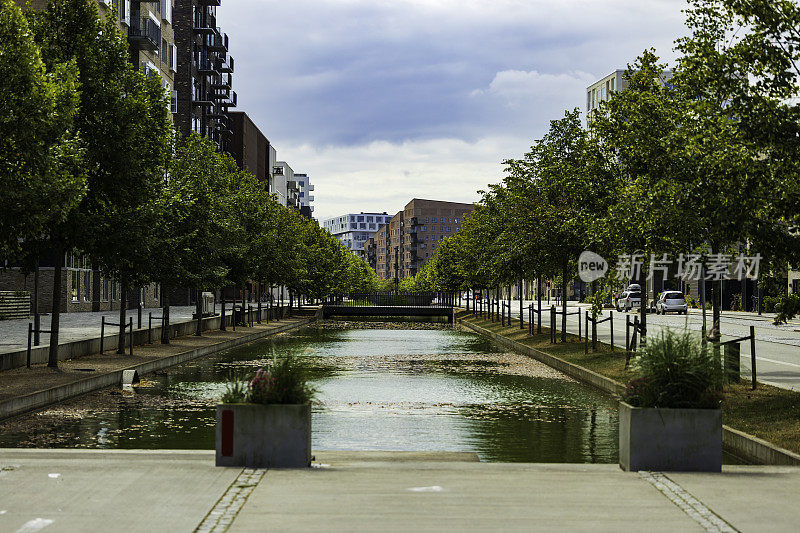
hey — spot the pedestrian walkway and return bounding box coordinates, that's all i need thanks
[0,302,287,355]
[1,449,799,532]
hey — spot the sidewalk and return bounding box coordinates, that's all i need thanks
[2,449,799,532]
[0,302,287,355]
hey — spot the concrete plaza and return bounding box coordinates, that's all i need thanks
[1,449,798,532]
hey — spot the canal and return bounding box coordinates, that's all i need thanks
[0,324,621,463]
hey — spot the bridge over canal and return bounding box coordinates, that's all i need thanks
[321,292,456,322]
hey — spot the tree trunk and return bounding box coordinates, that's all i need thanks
[712,279,722,361]
[47,254,63,368]
[195,288,203,336]
[160,289,170,344]
[220,291,226,331]
[117,282,127,354]
[561,262,568,343]
[519,279,524,329]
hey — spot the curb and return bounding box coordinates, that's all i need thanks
[0,317,315,422]
[458,316,800,467]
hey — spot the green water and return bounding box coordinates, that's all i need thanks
[0,327,621,463]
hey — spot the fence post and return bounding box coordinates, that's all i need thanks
[27,323,32,369]
[750,325,757,390]
[101,316,105,355]
[610,311,614,350]
[550,305,555,343]
[584,311,589,354]
[625,315,630,360]
[128,317,133,356]
[592,314,597,352]
[578,310,581,341]
[148,312,152,344]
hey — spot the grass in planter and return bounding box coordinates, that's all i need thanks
[221,357,315,405]
[622,331,722,409]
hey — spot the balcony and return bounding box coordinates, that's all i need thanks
[193,12,217,33]
[211,73,232,90]
[197,57,216,73]
[219,90,237,109]
[217,55,234,73]
[207,32,229,52]
[198,0,221,5]
[128,16,159,51]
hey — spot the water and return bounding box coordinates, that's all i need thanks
[0,326,621,462]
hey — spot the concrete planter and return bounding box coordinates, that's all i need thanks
[216,403,311,468]
[619,401,722,472]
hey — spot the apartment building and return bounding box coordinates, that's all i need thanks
[295,174,315,218]
[371,199,474,280]
[228,111,270,184]
[174,0,237,151]
[585,69,672,125]
[322,213,392,259]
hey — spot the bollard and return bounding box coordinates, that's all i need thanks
[584,311,589,354]
[724,342,741,383]
[610,311,614,350]
[626,315,630,359]
[750,325,757,390]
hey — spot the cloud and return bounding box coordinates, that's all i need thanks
[217,1,691,218]
[282,135,532,221]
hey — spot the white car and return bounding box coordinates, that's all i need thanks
[656,291,688,315]
[620,291,642,312]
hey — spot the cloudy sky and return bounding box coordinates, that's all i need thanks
[220,1,689,221]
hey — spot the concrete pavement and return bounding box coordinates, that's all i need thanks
[3,449,800,532]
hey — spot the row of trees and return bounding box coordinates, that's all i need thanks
[411,0,800,339]
[0,0,381,366]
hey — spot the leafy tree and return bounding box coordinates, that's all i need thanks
[0,0,84,260]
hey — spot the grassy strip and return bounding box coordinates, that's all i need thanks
[458,311,800,456]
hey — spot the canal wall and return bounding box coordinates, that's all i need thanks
[0,316,315,422]
[1,305,293,371]
[457,315,800,467]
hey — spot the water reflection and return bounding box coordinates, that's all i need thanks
[0,327,621,462]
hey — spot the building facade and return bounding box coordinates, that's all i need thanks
[585,69,672,125]
[174,0,236,151]
[322,213,392,259]
[295,173,314,218]
[370,199,474,280]
[228,111,269,183]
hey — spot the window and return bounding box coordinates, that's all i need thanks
[446,226,451,232]
[366,216,373,223]
[102,278,109,302]
[610,78,615,91]
[169,43,177,71]
[84,271,91,301]
[454,218,459,224]
[163,0,171,24]
[162,39,168,63]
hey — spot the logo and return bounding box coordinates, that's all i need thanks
[578,251,608,283]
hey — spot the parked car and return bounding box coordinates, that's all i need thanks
[619,291,642,312]
[656,291,688,315]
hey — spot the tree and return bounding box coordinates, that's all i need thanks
[0,0,84,260]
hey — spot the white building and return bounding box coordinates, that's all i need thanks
[322,213,393,258]
[272,161,300,211]
[586,69,672,125]
[294,173,315,216]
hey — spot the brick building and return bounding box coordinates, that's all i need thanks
[372,199,474,280]
[173,0,237,151]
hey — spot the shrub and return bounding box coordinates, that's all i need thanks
[221,372,247,403]
[621,330,723,409]
[763,296,780,313]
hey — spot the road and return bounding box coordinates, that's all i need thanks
[472,299,800,391]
